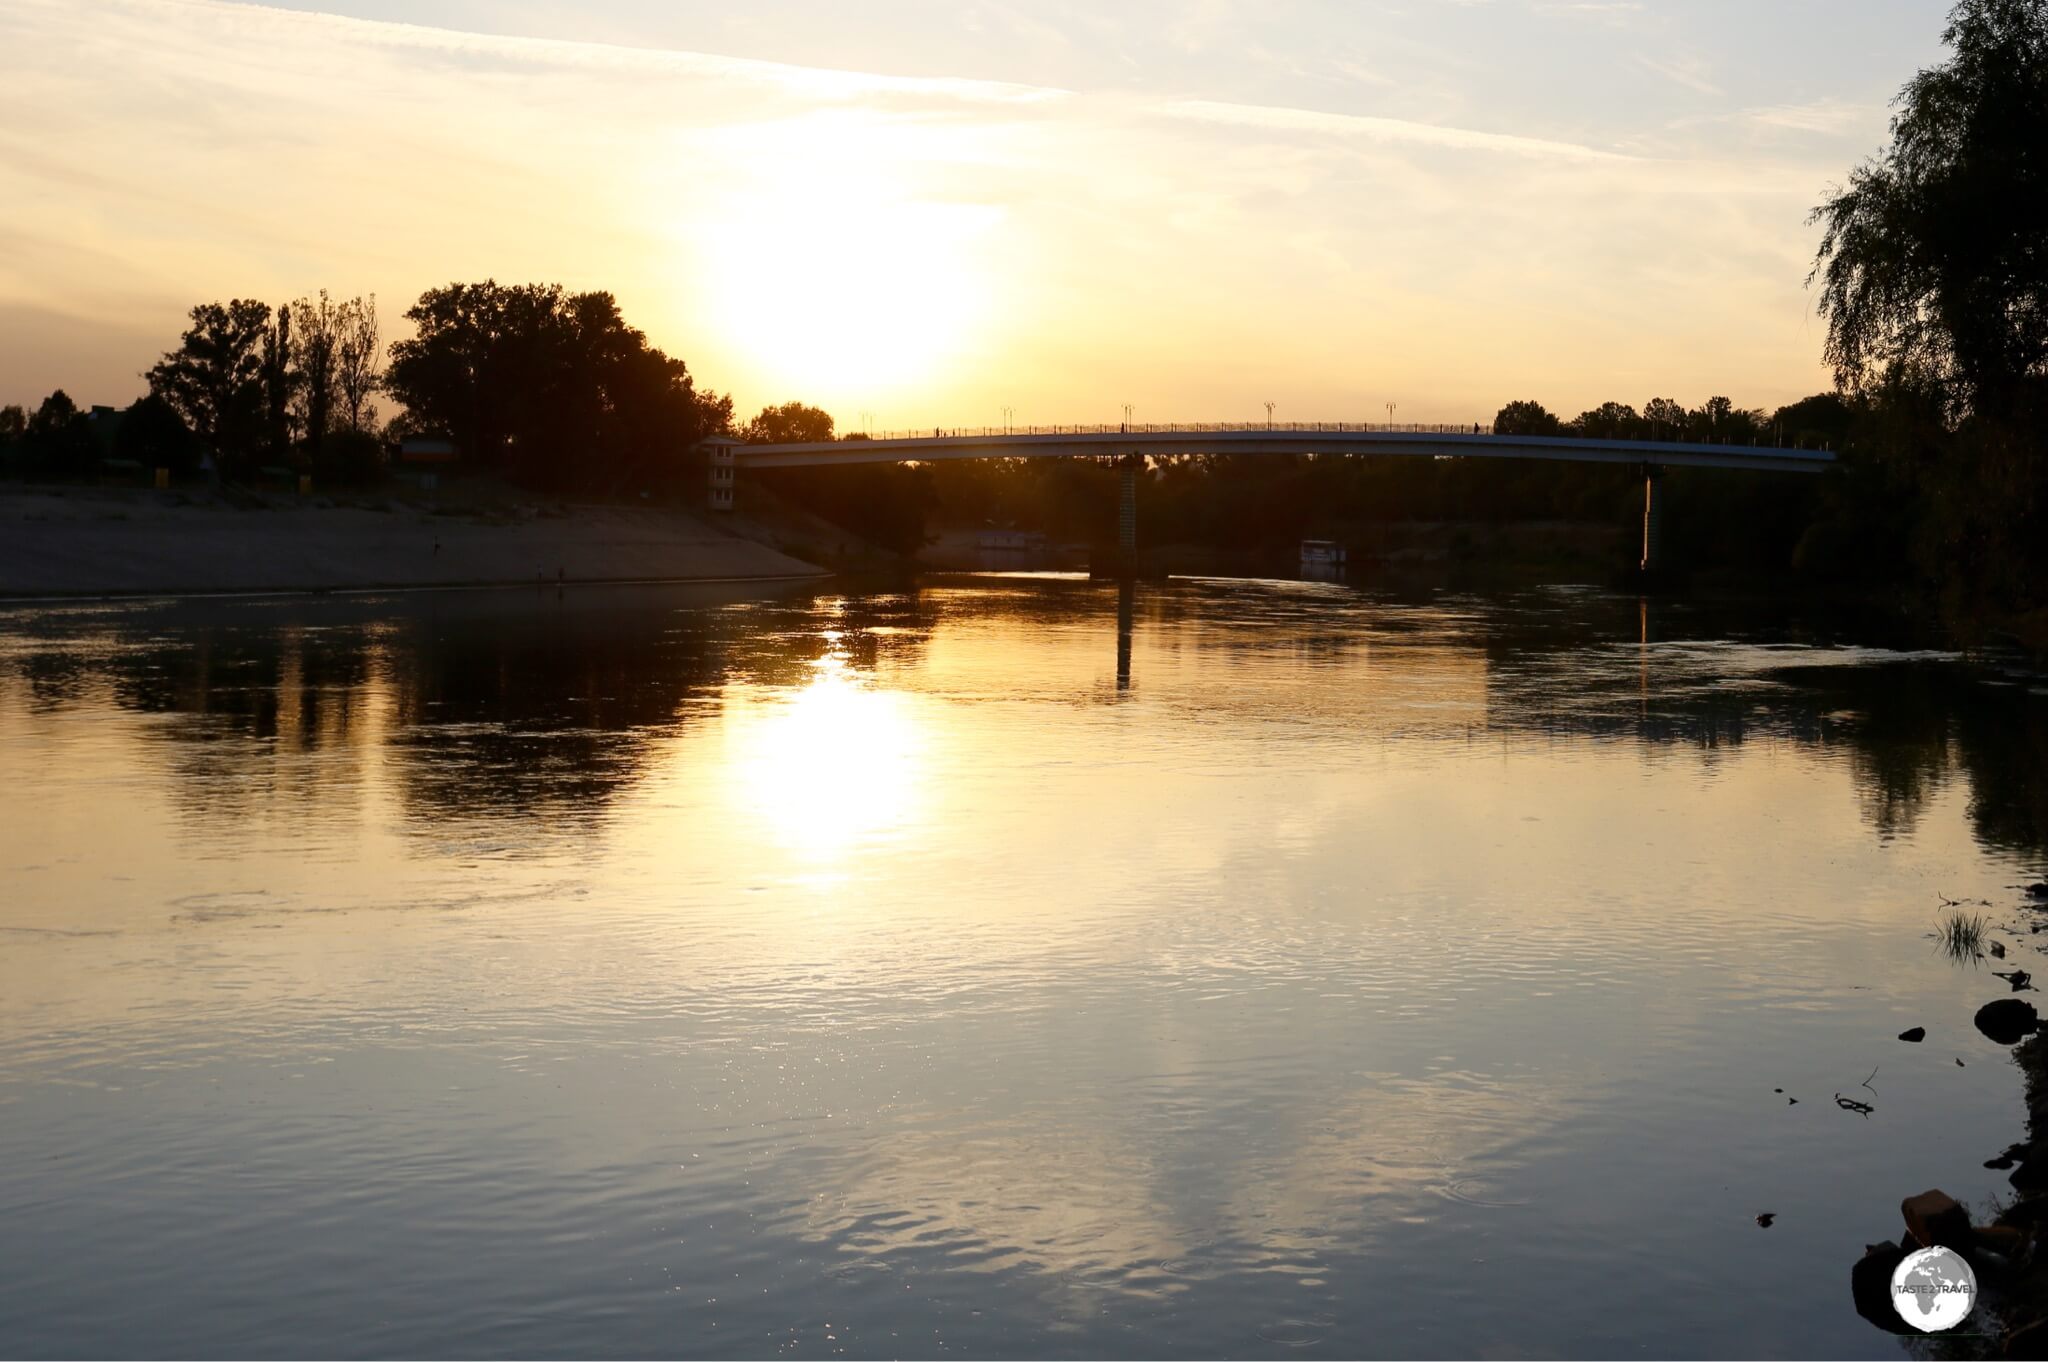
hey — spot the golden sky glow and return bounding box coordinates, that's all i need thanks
[0,0,1941,424]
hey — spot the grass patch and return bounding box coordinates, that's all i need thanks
[1934,908,1989,961]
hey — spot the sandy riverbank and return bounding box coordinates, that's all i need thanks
[0,488,827,598]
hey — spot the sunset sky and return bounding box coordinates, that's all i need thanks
[1,0,1943,427]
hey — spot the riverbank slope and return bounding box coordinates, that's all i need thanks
[0,488,827,598]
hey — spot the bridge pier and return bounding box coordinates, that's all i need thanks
[1092,453,1147,578]
[1640,466,1666,573]
[1119,459,1138,554]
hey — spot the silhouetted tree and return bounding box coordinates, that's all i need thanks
[1809,0,2048,610]
[1643,397,1688,437]
[146,299,271,474]
[22,390,96,478]
[1572,401,1643,440]
[0,404,23,477]
[291,291,342,462]
[334,293,381,434]
[1682,396,1764,442]
[1811,0,2048,409]
[384,280,727,492]
[260,302,295,460]
[112,394,201,475]
[743,401,835,444]
[1771,393,1854,448]
[1492,400,1563,436]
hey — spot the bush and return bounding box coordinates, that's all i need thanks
[313,428,386,486]
[112,394,202,476]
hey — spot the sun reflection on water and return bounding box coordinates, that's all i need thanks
[724,650,926,862]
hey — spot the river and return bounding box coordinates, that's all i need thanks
[2,575,2045,1357]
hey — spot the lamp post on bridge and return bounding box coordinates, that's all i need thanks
[1001,405,1013,436]
[1265,400,1276,430]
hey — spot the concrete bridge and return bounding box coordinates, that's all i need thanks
[704,424,1836,574]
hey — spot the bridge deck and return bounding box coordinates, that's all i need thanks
[734,427,1833,475]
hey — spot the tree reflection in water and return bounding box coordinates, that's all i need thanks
[0,580,2042,864]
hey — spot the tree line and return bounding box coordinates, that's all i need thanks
[0,292,384,485]
[0,281,736,494]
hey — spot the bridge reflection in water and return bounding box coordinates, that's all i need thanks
[1117,579,1133,692]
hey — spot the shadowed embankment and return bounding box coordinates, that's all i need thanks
[0,489,827,598]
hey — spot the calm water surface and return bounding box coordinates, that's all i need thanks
[3,576,2047,1358]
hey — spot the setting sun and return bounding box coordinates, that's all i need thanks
[684,111,1005,407]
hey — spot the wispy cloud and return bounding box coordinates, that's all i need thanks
[1661,96,1887,144]
[1635,52,1724,96]
[1741,98,1883,135]
[1532,0,1644,20]
[147,0,1069,104]
[1156,99,1632,163]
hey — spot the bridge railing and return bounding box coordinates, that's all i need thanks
[845,422,1494,440]
[770,421,1830,452]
